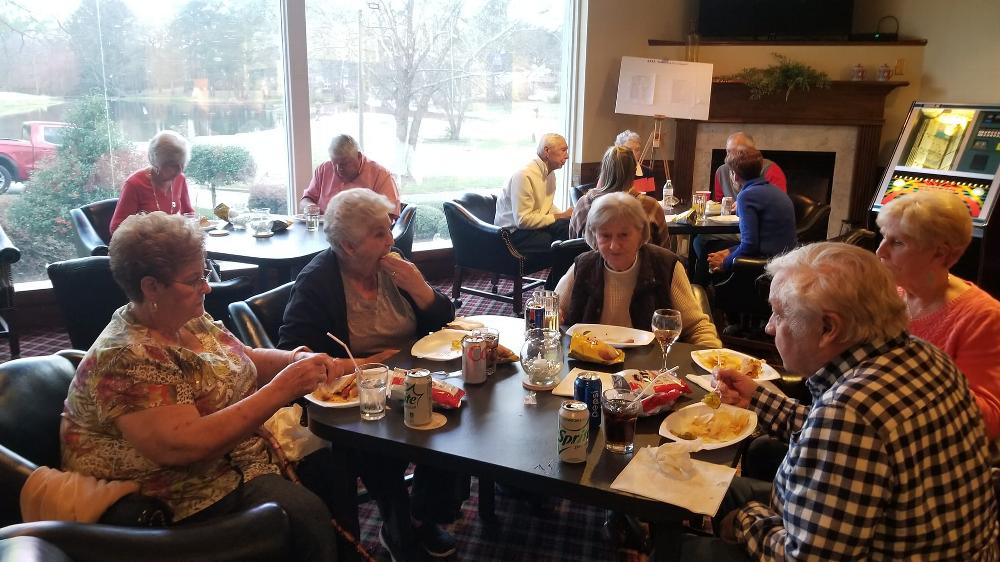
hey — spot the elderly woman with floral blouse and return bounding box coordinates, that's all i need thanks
[61,211,351,562]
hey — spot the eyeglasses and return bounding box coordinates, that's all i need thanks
[174,268,212,289]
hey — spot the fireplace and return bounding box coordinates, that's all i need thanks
[708,148,836,206]
[673,80,906,237]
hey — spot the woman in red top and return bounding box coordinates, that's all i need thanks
[877,190,1000,448]
[110,130,195,233]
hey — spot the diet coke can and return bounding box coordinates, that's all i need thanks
[558,400,589,463]
[404,369,432,428]
[462,335,487,384]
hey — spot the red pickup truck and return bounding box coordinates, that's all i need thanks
[0,121,69,193]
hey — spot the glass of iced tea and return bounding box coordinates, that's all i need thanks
[602,388,642,453]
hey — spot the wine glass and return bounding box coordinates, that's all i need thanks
[651,308,682,372]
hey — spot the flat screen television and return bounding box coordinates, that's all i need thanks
[697,0,854,40]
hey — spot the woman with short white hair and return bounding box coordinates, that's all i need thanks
[279,188,466,559]
[110,130,196,233]
[556,192,720,346]
[876,190,1000,442]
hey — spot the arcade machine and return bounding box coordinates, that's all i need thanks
[871,102,1000,297]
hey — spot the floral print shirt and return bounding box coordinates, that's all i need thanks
[61,305,279,521]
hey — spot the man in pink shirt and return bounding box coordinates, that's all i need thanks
[712,131,786,202]
[299,134,401,218]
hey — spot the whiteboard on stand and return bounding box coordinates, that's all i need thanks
[614,57,713,120]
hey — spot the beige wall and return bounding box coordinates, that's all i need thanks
[577,0,998,168]
[854,0,1000,104]
[574,0,693,175]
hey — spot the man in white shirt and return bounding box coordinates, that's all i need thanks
[494,133,573,257]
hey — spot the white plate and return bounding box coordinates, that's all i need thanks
[304,393,359,409]
[706,215,740,224]
[199,220,221,231]
[690,348,781,381]
[565,324,655,348]
[659,403,757,450]
[410,328,470,361]
[293,213,324,223]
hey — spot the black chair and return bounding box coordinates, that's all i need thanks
[391,204,417,260]
[69,198,118,257]
[227,282,294,349]
[570,182,596,205]
[0,224,20,358]
[789,193,831,244]
[47,257,254,349]
[443,193,548,315]
[545,237,590,290]
[0,353,291,561]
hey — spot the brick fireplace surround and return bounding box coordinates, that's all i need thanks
[673,80,906,237]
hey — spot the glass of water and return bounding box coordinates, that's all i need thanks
[305,203,321,232]
[357,363,389,421]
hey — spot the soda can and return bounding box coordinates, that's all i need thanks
[404,369,432,428]
[574,372,603,432]
[558,400,589,463]
[461,335,487,384]
[525,301,545,330]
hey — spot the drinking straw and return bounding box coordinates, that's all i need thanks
[326,332,359,372]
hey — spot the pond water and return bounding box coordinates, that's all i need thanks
[0,98,282,142]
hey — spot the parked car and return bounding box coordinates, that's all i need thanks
[0,121,69,193]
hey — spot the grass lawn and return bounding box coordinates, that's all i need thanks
[0,92,64,119]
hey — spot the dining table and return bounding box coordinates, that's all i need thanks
[664,203,742,273]
[204,219,328,287]
[307,315,775,560]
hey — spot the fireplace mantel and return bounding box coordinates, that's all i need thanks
[674,80,908,226]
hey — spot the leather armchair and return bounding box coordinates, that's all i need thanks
[391,204,417,260]
[47,257,254,349]
[0,354,291,561]
[789,193,831,244]
[69,198,118,257]
[570,182,596,205]
[443,193,548,315]
[545,237,590,290]
[227,281,294,349]
[0,223,20,358]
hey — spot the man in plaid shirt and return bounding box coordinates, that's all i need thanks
[685,242,999,560]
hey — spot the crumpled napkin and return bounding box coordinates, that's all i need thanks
[447,317,484,331]
[655,439,703,480]
[611,444,736,516]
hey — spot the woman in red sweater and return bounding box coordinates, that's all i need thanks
[877,190,1000,448]
[110,130,195,233]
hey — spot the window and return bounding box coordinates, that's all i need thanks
[0,0,288,282]
[0,0,570,283]
[304,0,569,246]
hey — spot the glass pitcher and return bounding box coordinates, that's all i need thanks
[520,328,563,390]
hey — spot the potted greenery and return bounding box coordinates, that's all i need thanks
[729,53,831,101]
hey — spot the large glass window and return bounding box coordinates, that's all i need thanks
[0,0,288,282]
[304,0,568,246]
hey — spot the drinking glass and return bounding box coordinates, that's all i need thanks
[305,203,321,232]
[602,388,641,453]
[229,205,248,230]
[357,363,389,421]
[692,192,708,224]
[651,308,682,372]
[472,327,500,376]
[720,196,734,216]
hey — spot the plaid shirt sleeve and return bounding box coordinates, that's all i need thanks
[735,402,893,560]
[749,385,810,442]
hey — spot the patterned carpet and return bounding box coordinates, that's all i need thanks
[2,271,649,562]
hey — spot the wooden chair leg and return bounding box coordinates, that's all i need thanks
[512,276,523,316]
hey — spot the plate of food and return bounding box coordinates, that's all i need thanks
[198,217,221,231]
[305,373,359,408]
[690,348,780,381]
[706,215,740,225]
[410,328,470,361]
[659,403,757,450]
[565,324,655,348]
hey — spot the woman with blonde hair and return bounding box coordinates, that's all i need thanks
[569,145,669,247]
[876,190,1000,444]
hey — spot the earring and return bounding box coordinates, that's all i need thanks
[151,301,159,313]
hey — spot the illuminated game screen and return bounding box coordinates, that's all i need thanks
[880,172,992,219]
